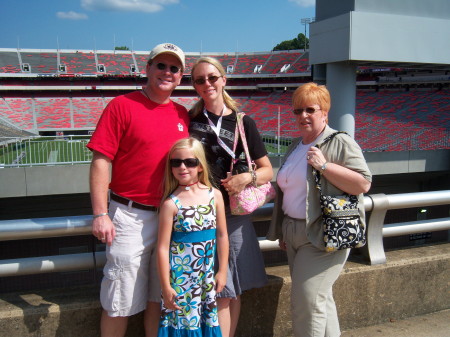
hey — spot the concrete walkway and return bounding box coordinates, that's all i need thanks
[341,309,450,337]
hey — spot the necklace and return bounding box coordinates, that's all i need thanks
[179,181,198,191]
[141,89,151,101]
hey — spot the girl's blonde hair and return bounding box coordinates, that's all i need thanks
[190,57,240,118]
[161,137,213,203]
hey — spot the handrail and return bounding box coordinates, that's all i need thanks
[0,190,449,277]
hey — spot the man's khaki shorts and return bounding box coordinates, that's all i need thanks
[100,199,160,317]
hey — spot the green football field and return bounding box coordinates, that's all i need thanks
[0,137,91,166]
[1,135,293,167]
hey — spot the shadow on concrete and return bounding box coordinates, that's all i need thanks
[6,294,52,335]
[237,273,286,337]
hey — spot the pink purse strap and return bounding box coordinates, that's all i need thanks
[230,112,254,173]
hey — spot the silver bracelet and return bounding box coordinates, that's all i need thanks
[93,212,108,219]
[251,170,257,187]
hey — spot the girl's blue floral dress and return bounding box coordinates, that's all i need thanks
[158,188,222,337]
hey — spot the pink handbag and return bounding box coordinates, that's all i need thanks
[229,113,276,215]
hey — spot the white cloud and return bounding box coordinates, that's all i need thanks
[288,0,315,7]
[81,0,179,13]
[56,11,89,20]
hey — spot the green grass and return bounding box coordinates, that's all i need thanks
[0,137,91,166]
[1,135,293,166]
[262,135,293,154]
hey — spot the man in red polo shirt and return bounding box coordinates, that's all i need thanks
[87,43,189,337]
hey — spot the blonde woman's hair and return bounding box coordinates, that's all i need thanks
[190,57,240,118]
[161,137,213,203]
[292,82,331,113]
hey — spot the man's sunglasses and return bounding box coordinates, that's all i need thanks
[293,107,321,115]
[170,158,200,168]
[155,62,180,74]
[193,75,222,85]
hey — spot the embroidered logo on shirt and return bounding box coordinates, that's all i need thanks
[178,123,184,132]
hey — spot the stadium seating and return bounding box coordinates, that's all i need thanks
[171,97,199,109]
[34,98,71,129]
[96,52,135,75]
[355,90,450,151]
[261,51,303,74]
[59,51,97,74]
[233,53,271,74]
[286,51,310,73]
[1,88,449,151]
[1,98,35,130]
[0,51,21,73]
[20,52,58,74]
[72,97,105,128]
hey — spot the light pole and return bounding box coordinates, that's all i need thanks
[301,17,315,51]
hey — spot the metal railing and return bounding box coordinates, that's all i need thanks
[0,190,449,277]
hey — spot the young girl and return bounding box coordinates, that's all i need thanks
[189,57,273,337]
[157,137,229,337]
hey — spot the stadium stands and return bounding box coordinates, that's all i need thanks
[34,98,71,129]
[233,53,271,74]
[0,48,449,152]
[0,119,35,142]
[59,51,97,74]
[20,52,58,74]
[1,49,311,76]
[1,97,35,130]
[261,51,302,74]
[96,52,135,75]
[286,51,310,73]
[0,88,449,151]
[0,51,21,73]
[72,97,105,128]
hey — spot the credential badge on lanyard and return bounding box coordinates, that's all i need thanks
[203,104,235,159]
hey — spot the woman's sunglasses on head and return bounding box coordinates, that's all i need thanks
[170,158,200,168]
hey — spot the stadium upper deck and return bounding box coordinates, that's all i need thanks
[0,48,311,77]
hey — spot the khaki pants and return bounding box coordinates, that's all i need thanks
[282,216,349,337]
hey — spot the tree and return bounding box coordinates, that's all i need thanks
[115,46,129,50]
[273,33,308,51]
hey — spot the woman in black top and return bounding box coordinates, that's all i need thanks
[189,57,273,337]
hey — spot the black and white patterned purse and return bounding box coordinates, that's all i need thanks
[313,132,366,252]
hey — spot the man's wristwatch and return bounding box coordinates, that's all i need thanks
[320,162,328,172]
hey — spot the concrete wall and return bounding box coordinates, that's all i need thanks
[0,244,448,337]
[1,151,449,198]
[0,165,90,198]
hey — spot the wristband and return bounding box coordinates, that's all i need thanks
[93,212,108,219]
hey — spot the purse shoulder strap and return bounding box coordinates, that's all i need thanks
[315,131,348,149]
[230,112,253,172]
[313,131,348,194]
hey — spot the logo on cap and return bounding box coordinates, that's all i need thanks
[163,43,178,52]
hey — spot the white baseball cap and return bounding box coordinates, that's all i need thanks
[148,43,185,71]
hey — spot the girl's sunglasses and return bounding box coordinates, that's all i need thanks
[170,158,199,168]
[155,62,180,74]
[193,75,222,85]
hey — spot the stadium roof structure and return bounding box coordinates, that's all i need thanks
[307,0,450,138]
[310,0,450,71]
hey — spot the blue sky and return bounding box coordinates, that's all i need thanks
[1,0,315,53]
